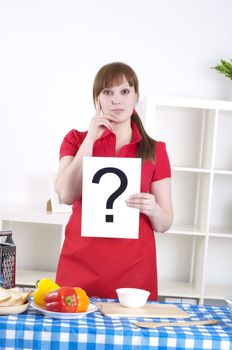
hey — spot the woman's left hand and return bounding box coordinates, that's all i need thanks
[126,193,159,218]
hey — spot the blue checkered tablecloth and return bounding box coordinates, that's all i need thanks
[0,300,231,350]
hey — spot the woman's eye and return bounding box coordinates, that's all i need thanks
[102,90,112,96]
[121,89,130,95]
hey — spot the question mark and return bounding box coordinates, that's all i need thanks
[92,167,128,223]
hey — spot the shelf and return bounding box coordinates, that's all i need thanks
[171,171,210,230]
[209,227,232,237]
[214,110,232,171]
[167,225,207,236]
[172,167,211,173]
[16,269,56,287]
[173,168,232,175]
[204,237,232,289]
[0,209,67,286]
[170,225,232,237]
[209,174,232,230]
[148,106,214,168]
[203,284,232,300]
[158,281,201,298]
[156,234,206,296]
[145,96,232,110]
[213,170,232,175]
[0,208,71,225]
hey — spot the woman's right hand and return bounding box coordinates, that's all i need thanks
[86,105,118,141]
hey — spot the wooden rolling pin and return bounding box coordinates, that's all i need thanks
[134,319,219,328]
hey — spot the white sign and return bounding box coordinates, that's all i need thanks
[82,156,141,239]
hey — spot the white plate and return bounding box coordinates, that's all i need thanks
[0,302,29,315]
[30,301,97,319]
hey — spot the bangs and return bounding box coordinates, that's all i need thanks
[100,69,135,90]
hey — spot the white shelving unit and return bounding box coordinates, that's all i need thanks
[0,208,70,287]
[144,97,232,304]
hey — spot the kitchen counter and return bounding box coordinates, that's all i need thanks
[0,300,231,349]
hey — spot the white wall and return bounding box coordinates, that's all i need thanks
[0,0,231,208]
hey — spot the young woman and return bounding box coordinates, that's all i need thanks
[55,62,173,300]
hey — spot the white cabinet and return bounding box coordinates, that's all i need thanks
[0,209,70,287]
[144,97,232,304]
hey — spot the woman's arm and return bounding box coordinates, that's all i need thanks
[55,110,118,205]
[126,178,173,233]
[54,136,95,205]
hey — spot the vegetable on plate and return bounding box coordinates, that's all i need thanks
[44,287,77,313]
[33,278,60,306]
[74,287,90,312]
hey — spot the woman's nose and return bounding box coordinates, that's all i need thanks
[111,97,121,105]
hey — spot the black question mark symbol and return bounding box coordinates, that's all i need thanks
[92,167,128,223]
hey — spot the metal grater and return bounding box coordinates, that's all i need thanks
[0,231,16,288]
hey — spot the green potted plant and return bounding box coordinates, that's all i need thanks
[212,58,232,80]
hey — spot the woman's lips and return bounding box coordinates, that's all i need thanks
[111,109,124,114]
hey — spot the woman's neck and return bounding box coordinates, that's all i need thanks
[114,120,132,153]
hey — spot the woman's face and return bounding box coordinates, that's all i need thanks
[97,77,137,124]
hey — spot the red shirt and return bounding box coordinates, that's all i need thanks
[56,121,171,300]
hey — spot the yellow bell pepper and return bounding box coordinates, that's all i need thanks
[74,287,90,312]
[33,278,60,306]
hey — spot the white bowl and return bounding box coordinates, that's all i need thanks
[116,288,150,308]
[225,296,232,317]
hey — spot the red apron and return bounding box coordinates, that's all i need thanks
[56,202,158,300]
[55,121,171,301]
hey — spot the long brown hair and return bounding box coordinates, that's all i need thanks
[93,62,156,162]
